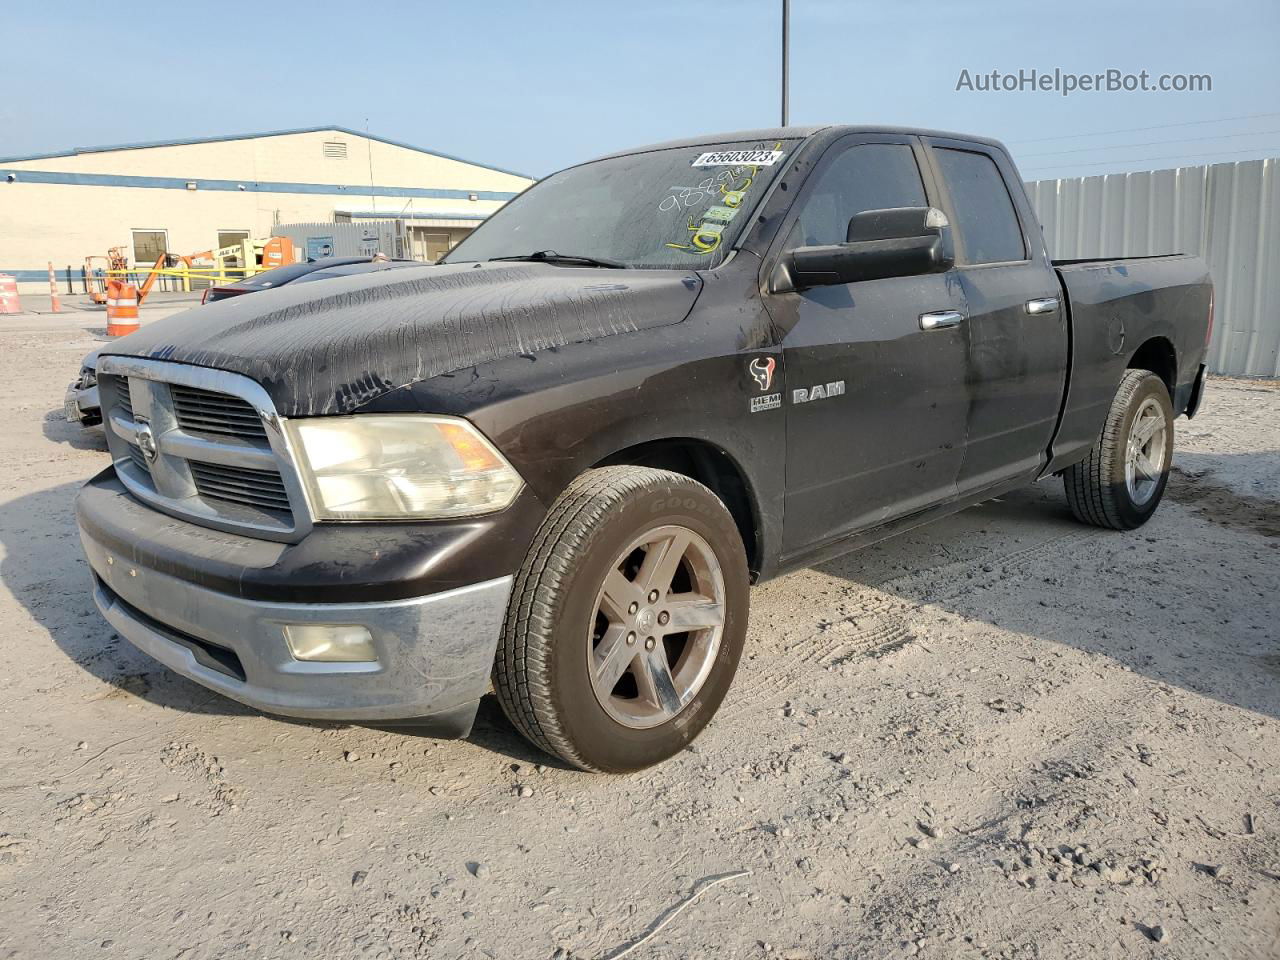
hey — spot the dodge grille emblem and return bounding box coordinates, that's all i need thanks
[136,421,159,464]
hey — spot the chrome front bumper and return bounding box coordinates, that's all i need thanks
[64,382,100,424]
[81,525,513,728]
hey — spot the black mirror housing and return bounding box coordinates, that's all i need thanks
[846,205,944,243]
[781,206,954,290]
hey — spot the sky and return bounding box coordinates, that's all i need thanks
[3,0,1279,181]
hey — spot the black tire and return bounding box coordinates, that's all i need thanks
[1063,369,1174,530]
[493,466,750,773]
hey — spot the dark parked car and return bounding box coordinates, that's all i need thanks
[202,255,414,302]
[78,126,1211,772]
[66,258,417,425]
[64,349,102,426]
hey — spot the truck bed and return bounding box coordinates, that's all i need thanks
[1048,253,1212,472]
[1051,254,1190,267]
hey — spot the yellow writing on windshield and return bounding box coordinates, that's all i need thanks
[664,142,783,257]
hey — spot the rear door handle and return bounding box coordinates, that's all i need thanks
[1025,297,1059,315]
[919,310,964,331]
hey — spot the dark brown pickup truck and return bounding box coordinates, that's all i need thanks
[78,125,1212,772]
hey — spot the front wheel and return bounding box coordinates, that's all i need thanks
[1063,369,1174,530]
[493,467,749,773]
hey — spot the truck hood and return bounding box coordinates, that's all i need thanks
[101,261,703,416]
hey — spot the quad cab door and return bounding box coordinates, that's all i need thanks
[762,135,971,558]
[922,138,1069,494]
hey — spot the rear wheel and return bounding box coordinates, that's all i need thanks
[493,466,749,773]
[1064,369,1174,530]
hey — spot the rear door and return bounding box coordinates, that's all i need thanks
[763,135,970,556]
[922,139,1068,494]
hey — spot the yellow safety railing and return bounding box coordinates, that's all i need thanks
[95,264,276,291]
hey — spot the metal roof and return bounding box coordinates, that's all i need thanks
[0,125,533,180]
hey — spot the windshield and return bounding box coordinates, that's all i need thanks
[443,139,797,270]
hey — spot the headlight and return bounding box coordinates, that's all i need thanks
[79,367,97,389]
[285,415,523,520]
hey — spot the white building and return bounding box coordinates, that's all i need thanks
[0,126,534,293]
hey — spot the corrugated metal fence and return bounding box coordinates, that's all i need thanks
[1027,157,1279,378]
[274,221,409,261]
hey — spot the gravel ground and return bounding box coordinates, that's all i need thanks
[1,319,1277,960]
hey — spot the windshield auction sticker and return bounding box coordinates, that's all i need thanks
[664,142,784,256]
[691,149,784,167]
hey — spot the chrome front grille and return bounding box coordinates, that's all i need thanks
[190,461,292,512]
[97,359,312,542]
[117,381,135,420]
[126,442,151,476]
[116,379,150,474]
[172,385,269,442]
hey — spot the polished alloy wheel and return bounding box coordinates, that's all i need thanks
[1125,397,1167,505]
[587,524,726,729]
[1063,370,1174,531]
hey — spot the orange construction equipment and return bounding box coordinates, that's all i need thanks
[135,254,168,303]
[88,247,130,305]
[187,236,296,280]
[87,236,296,308]
[261,236,292,270]
[105,279,140,336]
[84,256,110,304]
[0,275,21,314]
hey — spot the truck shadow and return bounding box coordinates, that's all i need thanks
[41,410,109,452]
[2,451,1275,765]
[802,450,1280,724]
[0,479,254,719]
[0,477,557,765]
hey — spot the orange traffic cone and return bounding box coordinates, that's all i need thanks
[106,280,140,336]
[47,262,62,313]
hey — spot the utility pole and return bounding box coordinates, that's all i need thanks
[781,0,790,126]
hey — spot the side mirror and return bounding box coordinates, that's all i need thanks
[775,206,954,291]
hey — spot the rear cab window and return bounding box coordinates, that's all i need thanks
[932,147,1027,264]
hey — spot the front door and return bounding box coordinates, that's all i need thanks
[765,137,971,556]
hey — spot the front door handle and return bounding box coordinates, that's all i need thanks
[1025,297,1060,315]
[919,310,965,331]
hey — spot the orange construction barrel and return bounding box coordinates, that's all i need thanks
[0,275,21,314]
[105,280,140,336]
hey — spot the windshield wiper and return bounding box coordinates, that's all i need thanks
[488,250,628,268]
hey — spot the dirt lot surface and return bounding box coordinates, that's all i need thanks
[2,317,1277,960]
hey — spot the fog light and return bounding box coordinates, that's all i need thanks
[284,624,378,662]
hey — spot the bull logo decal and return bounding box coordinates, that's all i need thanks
[749,357,776,392]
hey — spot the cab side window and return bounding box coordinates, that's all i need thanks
[932,148,1027,264]
[790,143,927,248]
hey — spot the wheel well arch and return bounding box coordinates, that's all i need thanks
[594,437,761,574]
[1127,336,1177,396]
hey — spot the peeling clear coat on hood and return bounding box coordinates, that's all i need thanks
[100,262,704,416]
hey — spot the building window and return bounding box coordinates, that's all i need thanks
[132,229,168,265]
[217,230,250,250]
[323,141,348,159]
